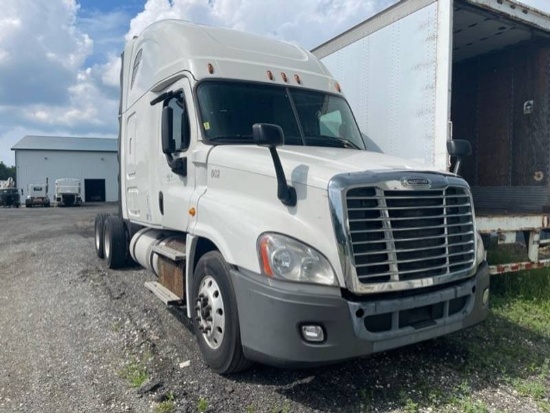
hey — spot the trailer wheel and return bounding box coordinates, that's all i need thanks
[94,212,110,259]
[193,251,252,374]
[103,215,127,269]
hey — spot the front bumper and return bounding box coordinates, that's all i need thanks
[232,263,489,368]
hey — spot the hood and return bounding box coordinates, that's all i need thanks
[207,145,444,189]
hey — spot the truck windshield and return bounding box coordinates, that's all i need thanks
[197,81,365,149]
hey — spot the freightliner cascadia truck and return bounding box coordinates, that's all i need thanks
[94,19,489,374]
[314,0,550,275]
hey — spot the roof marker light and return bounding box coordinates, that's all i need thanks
[267,70,274,80]
[281,72,288,83]
[294,74,301,84]
[335,82,342,93]
[207,63,214,74]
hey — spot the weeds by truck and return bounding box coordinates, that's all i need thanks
[313,0,550,274]
[94,19,489,373]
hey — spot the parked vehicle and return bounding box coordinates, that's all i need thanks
[55,178,82,207]
[0,188,21,207]
[313,0,550,274]
[94,19,489,373]
[26,182,50,208]
[0,177,15,189]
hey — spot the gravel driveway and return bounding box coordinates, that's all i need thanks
[0,204,547,413]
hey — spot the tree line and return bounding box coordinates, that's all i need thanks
[0,162,16,181]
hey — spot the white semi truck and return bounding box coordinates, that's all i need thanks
[94,20,489,373]
[26,181,50,208]
[55,178,82,207]
[313,0,550,274]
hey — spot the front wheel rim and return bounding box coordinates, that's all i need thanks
[195,275,225,349]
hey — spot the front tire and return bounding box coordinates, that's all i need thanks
[193,251,252,374]
[103,215,126,269]
[94,212,110,259]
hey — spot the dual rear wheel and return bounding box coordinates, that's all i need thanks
[94,213,127,269]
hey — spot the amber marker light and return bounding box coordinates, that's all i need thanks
[259,238,274,277]
[335,82,342,92]
[294,74,301,84]
[207,63,214,74]
[281,72,288,82]
[267,70,274,80]
[189,207,196,217]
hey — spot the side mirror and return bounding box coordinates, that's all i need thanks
[252,123,284,147]
[252,123,296,207]
[447,139,472,174]
[161,106,174,154]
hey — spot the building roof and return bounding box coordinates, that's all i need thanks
[11,136,118,152]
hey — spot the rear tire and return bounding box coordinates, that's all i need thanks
[193,251,252,374]
[104,215,127,269]
[94,212,110,259]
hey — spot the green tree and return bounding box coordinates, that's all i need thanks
[0,162,16,181]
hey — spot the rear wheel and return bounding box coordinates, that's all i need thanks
[94,212,110,259]
[193,251,252,374]
[103,215,127,269]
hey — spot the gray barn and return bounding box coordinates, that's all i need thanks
[12,136,118,202]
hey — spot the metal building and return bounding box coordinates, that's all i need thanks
[11,136,118,202]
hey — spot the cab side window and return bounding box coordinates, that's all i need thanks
[166,94,191,152]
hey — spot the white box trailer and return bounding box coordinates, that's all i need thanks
[313,0,550,274]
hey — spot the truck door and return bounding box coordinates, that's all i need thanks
[158,78,197,231]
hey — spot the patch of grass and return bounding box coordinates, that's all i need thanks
[110,321,122,332]
[400,392,419,413]
[154,392,175,413]
[197,397,208,413]
[120,359,148,388]
[511,358,550,411]
[270,403,291,413]
[491,268,550,302]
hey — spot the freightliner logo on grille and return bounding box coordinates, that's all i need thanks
[401,177,432,189]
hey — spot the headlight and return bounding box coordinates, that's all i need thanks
[475,232,486,267]
[257,233,337,286]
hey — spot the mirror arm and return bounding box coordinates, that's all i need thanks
[165,155,187,177]
[268,147,296,207]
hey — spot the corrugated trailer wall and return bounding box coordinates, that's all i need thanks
[452,41,550,212]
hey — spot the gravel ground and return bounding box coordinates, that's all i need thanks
[0,204,547,413]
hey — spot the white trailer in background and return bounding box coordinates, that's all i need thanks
[313,0,550,274]
[55,178,82,207]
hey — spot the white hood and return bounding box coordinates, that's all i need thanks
[207,145,444,189]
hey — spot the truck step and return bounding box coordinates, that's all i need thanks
[152,244,186,262]
[144,281,185,306]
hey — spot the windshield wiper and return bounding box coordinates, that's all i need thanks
[306,135,362,150]
[208,135,253,143]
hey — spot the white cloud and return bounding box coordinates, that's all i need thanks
[126,0,393,50]
[0,0,93,106]
[100,54,122,88]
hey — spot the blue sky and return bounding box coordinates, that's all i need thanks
[0,0,548,166]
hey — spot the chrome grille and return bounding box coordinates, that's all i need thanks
[346,186,475,284]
